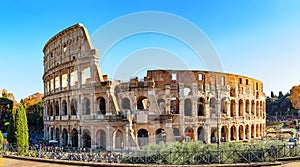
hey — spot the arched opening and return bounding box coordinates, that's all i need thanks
[221,126,228,142]
[256,102,260,117]
[114,130,123,149]
[122,98,131,110]
[197,97,205,116]
[260,101,263,117]
[251,100,255,115]
[55,101,59,116]
[245,100,250,114]
[96,129,106,150]
[157,99,166,114]
[137,129,149,147]
[231,125,236,141]
[184,99,192,116]
[221,98,227,114]
[198,126,205,142]
[245,124,250,140]
[209,97,216,114]
[170,97,179,114]
[71,129,78,147]
[50,127,54,140]
[70,68,78,87]
[256,124,260,137]
[184,127,193,141]
[48,103,53,116]
[260,123,263,137]
[137,96,149,110]
[211,127,217,143]
[239,99,244,117]
[98,97,106,115]
[82,97,90,115]
[62,100,67,116]
[81,67,91,84]
[156,128,166,144]
[251,124,255,138]
[62,129,68,146]
[71,99,77,115]
[239,125,244,140]
[82,129,91,148]
[230,100,236,117]
[55,128,59,143]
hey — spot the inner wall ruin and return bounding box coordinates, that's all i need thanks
[43,23,266,150]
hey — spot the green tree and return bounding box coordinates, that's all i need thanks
[7,109,16,144]
[0,131,3,150]
[15,105,29,154]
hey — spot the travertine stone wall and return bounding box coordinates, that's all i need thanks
[43,24,266,150]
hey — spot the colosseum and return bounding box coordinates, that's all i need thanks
[43,23,266,150]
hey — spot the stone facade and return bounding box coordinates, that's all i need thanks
[43,23,266,150]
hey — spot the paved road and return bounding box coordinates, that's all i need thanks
[0,158,84,167]
[2,157,300,167]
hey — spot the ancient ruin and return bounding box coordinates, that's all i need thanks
[43,23,266,150]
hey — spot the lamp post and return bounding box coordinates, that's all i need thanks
[214,77,221,163]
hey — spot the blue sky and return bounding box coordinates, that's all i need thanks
[1,0,300,101]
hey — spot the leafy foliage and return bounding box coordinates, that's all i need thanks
[7,109,16,144]
[266,91,297,118]
[23,93,44,132]
[15,104,29,154]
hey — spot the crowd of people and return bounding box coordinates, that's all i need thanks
[6,144,124,163]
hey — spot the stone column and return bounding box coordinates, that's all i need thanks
[91,126,96,149]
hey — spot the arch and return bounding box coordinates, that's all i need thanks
[238,99,244,117]
[157,99,166,114]
[245,100,250,114]
[48,102,53,116]
[197,97,205,116]
[97,97,106,115]
[221,126,228,142]
[96,129,106,150]
[137,96,149,110]
[137,129,149,147]
[221,98,227,114]
[82,97,90,115]
[256,124,260,137]
[121,97,131,110]
[260,101,264,117]
[245,124,250,140]
[251,124,255,138]
[231,125,236,141]
[251,100,255,115]
[62,100,67,116]
[239,125,244,140]
[211,127,217,143]
[197,126,205,142]
[230,100,236,117]
[260,123,263,137]
[71,128,78,147]
[82,129,91,148]
[184,98,192,116]
[54,101,59,116]
[55,128,60,143]
[62,128,68,146]
[256,101,260,117]
[70,68,78,87]
[114,130,123,149]
[170,97,179,114]
[184,127,193,141]
[71,99,77,115]
[81,67,91,84]
[156,128,166,144]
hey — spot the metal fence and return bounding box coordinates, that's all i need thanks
[3,143,300,165]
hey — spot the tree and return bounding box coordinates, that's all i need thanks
[15,104,29,154]
[7,109,16,144]
[290,86,300,116]
[0,131,3,150]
